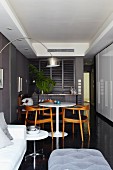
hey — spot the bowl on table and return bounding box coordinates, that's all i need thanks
[27,126,40,134]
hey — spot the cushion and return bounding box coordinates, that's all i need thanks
[0,127,12,149]
[48,149,112,170]
[0,112,13,140]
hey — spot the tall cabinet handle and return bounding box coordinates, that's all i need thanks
[98,82,100,104]
[105,81,108,107]
[110,81,112,109]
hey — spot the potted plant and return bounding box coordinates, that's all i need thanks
[29,64,56,94]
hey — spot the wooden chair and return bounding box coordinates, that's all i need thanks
[62,105,90,141]
[17,96,26,120]
[17,96,33,121]
[25,105,54,139]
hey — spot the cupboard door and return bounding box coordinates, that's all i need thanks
[99,51,104,116]
[109,44,113,122]
[96,54,100,113]
[101,48,111,120]
[96,43,113,122]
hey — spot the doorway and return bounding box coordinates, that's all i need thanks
[84,73,90,102]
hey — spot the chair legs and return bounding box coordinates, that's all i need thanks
[87,121,90,136]
[72,123,74,133]
[62,108,65,139]
[62,106,90,142]
[86,110,90,136]
[78,110,84,141]
[51,119,54,139]
[62,122,65,139]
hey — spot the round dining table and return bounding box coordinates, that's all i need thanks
[39,102,76,137]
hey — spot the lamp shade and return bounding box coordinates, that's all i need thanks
[46,57,60,67]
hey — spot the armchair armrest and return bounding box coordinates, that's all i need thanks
[8,125,26,140]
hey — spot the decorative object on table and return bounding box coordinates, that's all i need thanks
[27,125,40,131]
[29,64,56,94]
[54,100,57,104]
[54,100,61,104]
[56,100,61,104]
[70,87,73,94]
[73,89,77,94]
[0,69,3,88]
[27,126,40,135]
[70,87,76,95]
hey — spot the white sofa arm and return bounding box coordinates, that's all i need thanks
[8,125,26,140]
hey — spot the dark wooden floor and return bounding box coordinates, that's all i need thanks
[17,105,113,170]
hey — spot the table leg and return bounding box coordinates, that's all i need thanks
[56,137,59,149]
[49,107,68,137]
[25,141,45,162]
[56,107,59,133]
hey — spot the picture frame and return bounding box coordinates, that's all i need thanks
[0,69,3,88]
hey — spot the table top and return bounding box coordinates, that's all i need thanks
[39,102,76,108]
[26,130,48,141]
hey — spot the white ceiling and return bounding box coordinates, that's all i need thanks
[1,0,113,60]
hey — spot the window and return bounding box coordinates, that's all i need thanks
[31,58,75,94]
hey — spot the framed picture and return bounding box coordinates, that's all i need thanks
[0,69,3,88]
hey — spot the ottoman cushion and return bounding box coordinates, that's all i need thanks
[48,149,112,170]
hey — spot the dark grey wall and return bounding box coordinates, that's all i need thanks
[17,50,29,94]
[0,33,29,123]
[10,45,17,122]
[75,57,84,104]
[0,34,10,123]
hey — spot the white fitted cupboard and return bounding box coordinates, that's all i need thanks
[96,43,113,122]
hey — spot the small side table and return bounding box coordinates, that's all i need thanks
[26,130,48,169]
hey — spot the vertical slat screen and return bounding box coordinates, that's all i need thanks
[63,60,74,93]
[30,59,76,94]
[40,60,50,77]
[52,61,62,93]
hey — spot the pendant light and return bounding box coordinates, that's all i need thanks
[46,57,60,67]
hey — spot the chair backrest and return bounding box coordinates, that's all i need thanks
[25,105,51,112]
[25,105,36,112]
[25,105,54,139]
[77,104,90,111]
[43,99,54,103]
[65,104,90,111]
[25,105,53,126]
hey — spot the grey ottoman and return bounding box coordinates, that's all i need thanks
[48,149,112,170]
